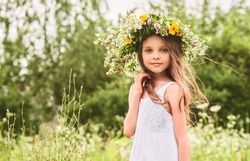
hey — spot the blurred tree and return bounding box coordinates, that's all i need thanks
[0,0,249,135]
[83,81,129,127]
[199,7,250,128]
[0,0,110,133]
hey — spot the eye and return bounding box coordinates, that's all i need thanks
[160,48,169,53]
[144,49,152,53]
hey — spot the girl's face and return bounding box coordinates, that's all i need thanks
[142,35,171,76]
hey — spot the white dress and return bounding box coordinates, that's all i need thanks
[130,82,178,161]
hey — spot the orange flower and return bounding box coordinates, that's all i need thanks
[125,37,132,44]
[140,14,148,22]
[168,23,180,35]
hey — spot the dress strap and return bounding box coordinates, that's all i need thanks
[157,82,176,101]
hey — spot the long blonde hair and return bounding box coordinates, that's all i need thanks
[137,34,208,122]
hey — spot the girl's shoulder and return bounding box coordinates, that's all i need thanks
[129,83,137,95]
[164,82,183,101]
[167,82,180,91]
[129,83,135,91]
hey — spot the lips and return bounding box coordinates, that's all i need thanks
[150,63,162,67]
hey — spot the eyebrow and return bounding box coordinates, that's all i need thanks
[143,45,168,48]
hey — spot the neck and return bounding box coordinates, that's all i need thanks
[152,72,169,81]
[151,73,171,88]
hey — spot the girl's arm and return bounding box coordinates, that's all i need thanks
[123,73,150,138]
[123,84,140,138]
[165,83,190,161]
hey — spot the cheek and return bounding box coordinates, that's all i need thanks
[163,53,171,60]
[142,53,148,62]
[168,54,171,62]
[143,58,152,67]
[142,52,152,58]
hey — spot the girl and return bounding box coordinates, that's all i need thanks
[125,35,192,161]
[96,13,208,161]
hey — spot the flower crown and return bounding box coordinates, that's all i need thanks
[95,13,208,76]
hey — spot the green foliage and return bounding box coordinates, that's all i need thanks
[82,77,131,138]
[0,70,88,160]
[0,97,249,160]
[0,0,110,132]
[196,6,250,130]
[0,0,249,160]
[83,87,128,123]
[0,71,249,160]
[189,106,250,161]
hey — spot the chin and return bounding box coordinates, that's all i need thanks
[150,70,166,75]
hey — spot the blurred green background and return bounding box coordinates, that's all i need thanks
[0,0,249,134]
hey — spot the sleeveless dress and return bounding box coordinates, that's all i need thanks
[130,82,178,161]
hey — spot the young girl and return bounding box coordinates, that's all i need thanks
[96,13,208,161]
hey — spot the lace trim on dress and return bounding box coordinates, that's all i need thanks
[140,82,175,132]
[142,105,170,131]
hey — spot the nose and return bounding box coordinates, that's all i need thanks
[153,52,160,59]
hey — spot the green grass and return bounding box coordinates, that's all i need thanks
[1,106,249,161]
[0,74,249,161]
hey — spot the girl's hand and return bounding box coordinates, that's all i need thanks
[133,72,151,97]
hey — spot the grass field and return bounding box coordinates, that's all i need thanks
[0,108,249,161]
[0,87,249,161]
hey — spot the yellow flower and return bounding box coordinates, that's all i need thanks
[140,14,148,22]
[176,31,183,37]
[125,37,132,44]
[168,23,180,35]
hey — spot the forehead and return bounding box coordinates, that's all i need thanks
[142,35,168,47]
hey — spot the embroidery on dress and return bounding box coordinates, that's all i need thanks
[142,105,169,131]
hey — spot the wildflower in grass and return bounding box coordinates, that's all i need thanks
[196,103,209,110]
[246,117,250,123]
[209,105,221,112]
[227,114,236,120]
[2,118,7,122]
